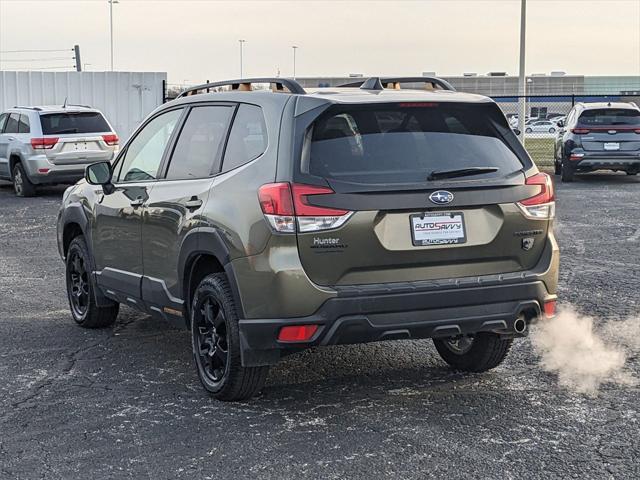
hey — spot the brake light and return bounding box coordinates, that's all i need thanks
[102,134,119,146]
[278,324,319,342]
[258,183,353,233]
[398,102,439,108]
[517,172,555,220]
[571,128,590,134]
[30,137,58,149]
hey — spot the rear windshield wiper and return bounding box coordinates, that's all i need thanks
[428,166,499,181]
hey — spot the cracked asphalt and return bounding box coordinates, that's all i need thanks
[1,173,639,479]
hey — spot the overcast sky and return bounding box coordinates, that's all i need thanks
[0,0,639,83]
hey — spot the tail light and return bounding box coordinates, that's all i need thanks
[258,183,353,233]
[571,128,590,134]
[543,300,557,319]
[517,172,555,220]
[30,137,58,149]
[278,324,319,342]
[102,134,119,146]
[569,153,585,161]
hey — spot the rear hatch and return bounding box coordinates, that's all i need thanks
[576,108,640,153]
[292,102,553,286]
[38,111,117,164]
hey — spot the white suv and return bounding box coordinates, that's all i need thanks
[0,105,118,196]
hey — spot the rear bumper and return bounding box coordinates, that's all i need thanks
[239,276,556,367]
[572,152,640,171]
[23,154,110,185]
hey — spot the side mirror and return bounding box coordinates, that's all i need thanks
[513,129,521,136]
[556,120,564,128]
[85,162,114,193]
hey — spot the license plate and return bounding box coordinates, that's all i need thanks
[604,142,620,151]
[410,212,466,246]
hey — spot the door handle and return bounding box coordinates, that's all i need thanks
[130,197,144,208]
[7,137,15,141]
[185,197,203,210]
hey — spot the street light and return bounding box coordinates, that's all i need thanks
[292,45,298,80]
[517,0,527,144]
[108,0,119,71]
[239,39,246,78]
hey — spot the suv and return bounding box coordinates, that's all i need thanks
[554,102,640,182]
[57,77,559,401]
[0,105,118,196]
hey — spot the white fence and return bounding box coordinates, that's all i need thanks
[0,71,167,141]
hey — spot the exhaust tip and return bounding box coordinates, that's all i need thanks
[514,317,527,334]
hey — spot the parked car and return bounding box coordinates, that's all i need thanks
[57,77,559,401]
[0,105,118,196]
[554,102,640,182]
[525,120,557,134]
[550,115,566,126]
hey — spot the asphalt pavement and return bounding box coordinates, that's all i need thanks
[0,173,639,479]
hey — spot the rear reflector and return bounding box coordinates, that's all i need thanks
[278,324,319,342]
[569,153,585,161]
[30,137,58,149]
[544,300,557,318]
[571,128,590,134]
[102,134,119,146]
[37,168,50,174]
[258,183,353,233]
[517,172,555,220]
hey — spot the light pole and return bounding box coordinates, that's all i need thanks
[292,45,298,79]
[239,39,246,78]
[108,0,119,71]
[517,0,527,144]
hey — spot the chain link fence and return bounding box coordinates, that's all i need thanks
[493,94,640,168]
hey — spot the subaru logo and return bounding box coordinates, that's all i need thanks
[429,190,454,205]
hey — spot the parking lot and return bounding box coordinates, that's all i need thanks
[0,174,639,479]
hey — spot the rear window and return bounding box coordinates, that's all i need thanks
[578,108,640,127]
[305,103,523,185]
[40,112,111,135]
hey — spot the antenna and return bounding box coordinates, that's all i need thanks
[62,97,68,109]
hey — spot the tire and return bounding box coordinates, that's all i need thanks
[191,273,269,401]
[554,160,561,175]
[433,333,513,372]
[12,162,36,197]
[525,128,532,134]
[626,171,637,176]
[561,161,574,182]
[549,128,556,133]
[66,236,119,328]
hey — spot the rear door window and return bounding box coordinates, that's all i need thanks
[165,105,233,180]
[40,112,111,135]
[221,104,267,172]
[4,114,19,134]
[578,108,640,126]
[305,103,524,185]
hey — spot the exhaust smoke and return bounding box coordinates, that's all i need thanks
[529,305,638,395]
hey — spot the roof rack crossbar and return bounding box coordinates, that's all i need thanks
[177,77,306,98]
[340,76,456,92]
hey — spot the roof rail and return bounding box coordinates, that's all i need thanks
[67,104,93,109]
[13,106,42,111]
[177,78,306,98]
[340,76,456,92]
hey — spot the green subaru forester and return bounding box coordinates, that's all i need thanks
[57,77,559,401]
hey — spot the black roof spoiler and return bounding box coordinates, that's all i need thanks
[340,76,456,92]
[177,78,306,98]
